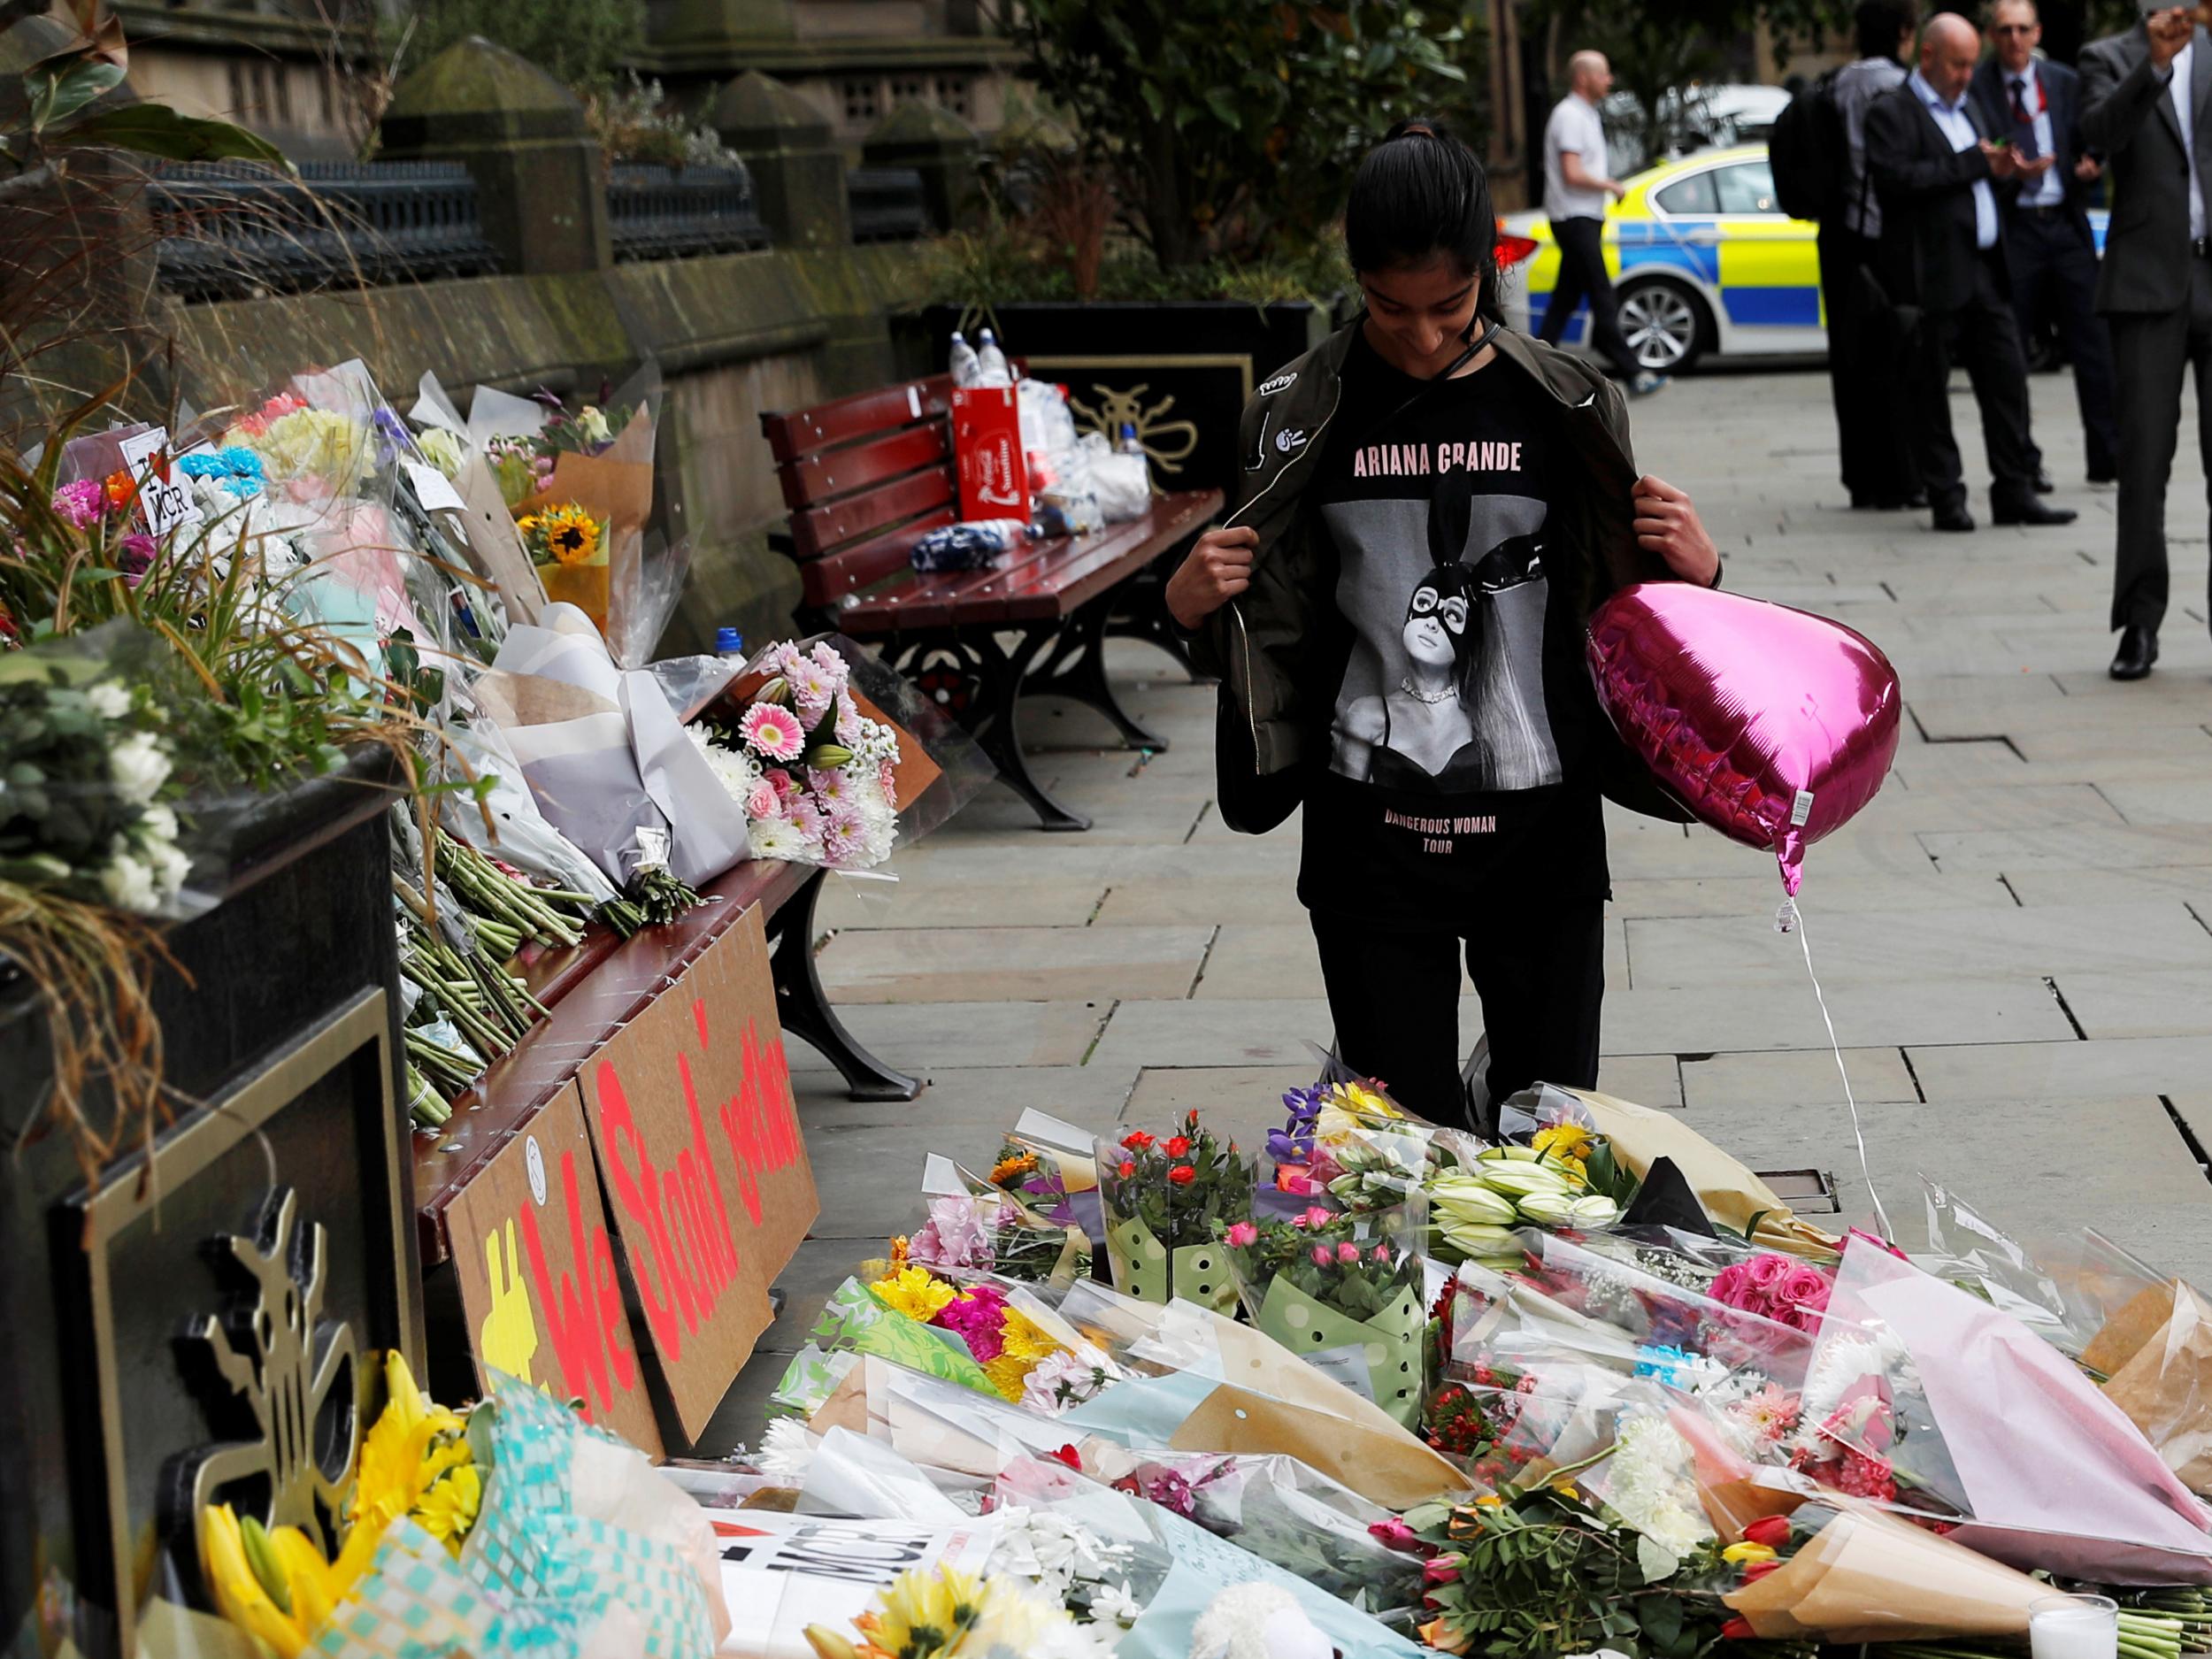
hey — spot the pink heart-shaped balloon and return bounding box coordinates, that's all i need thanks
[1586,583,1902,895]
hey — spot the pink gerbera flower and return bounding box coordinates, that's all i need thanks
[739,702,805,762]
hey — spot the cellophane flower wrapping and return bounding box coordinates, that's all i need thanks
[314,1375,726,1659]
[1220,1200,1428,1429]
[1094,1114,1255,1310]
[1920,1178,2167,1359]
[2085,1278,2212,1499]
[1800,1234,2212,1581]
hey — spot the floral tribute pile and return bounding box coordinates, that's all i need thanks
[744,1073,2212,1659]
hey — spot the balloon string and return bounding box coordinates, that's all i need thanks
[1781,896,1893,1243]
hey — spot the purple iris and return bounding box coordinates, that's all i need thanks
[1268,1085,1325,1164]
[372,406,412,468]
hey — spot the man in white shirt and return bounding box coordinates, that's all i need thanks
[1864,14,2076,532]
[1968,0,2118,492]
[2081,6,2212,680]
[1536,51,1666,396]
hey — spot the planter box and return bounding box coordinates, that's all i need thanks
[900,300,1338,495]
[0,750,415,1659]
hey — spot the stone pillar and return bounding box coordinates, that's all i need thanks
[862,102,982,234]
[376,37,609,275]
[711,71,849,250]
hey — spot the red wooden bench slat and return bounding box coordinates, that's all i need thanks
[797,506,959,606]
[409,856,810,1265]
[996,491,1220,619]
[841,528,1094,633]
[901,520,1160,630]
[790,467,956,559]
[776,422,952,516]
[760,373,955,464]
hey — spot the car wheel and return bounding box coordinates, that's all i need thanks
[1617,279,1709,373]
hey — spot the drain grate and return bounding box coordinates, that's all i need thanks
[1755,1167,1842,1216]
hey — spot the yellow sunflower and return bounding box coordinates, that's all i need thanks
[989,1152,1037,1186]
[534,504,603,567]
[870,1266,957,1323]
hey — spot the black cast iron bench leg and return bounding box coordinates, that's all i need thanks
[1028,595,1171,753]
[766,867,921,1102]
[892,625,1094,833]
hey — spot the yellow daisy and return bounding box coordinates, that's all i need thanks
[870,1266,956,1323]
[413,1463,481,1554]
[982,1353,1041,1402]
[997,1310,1059,1365]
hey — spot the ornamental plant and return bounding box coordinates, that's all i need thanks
[1099,1110,1252,1250]
[1219,1207,1416,1325]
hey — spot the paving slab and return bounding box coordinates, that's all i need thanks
[818,876,1109,931]
[786,998,1109,1074]
[1903,1034,2212,1100]
[1680,1047,1920,1108]
[815,923,1215,1003]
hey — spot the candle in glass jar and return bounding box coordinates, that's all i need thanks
[2031,1594,2118,1659]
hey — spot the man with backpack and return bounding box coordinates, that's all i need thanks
[1773,0,1926,509]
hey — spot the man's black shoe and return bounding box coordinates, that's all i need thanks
[2032,467,2056,494]
[1932,501,1976,532]
[1992,498,2078,526]
[2110,626,2158,680]
[2087,466,2117,485]
[1854,490,1931,510]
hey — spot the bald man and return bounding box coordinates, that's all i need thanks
[1864,13,2075,531]
[1539,51,1666,396]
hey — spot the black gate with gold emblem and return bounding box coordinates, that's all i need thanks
[0,752,418,1659]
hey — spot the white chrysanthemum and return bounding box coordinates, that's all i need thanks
[1087,1580,1143,1628]
[754,1417,817,1481]
[109,731,173,806]
[1603,1414,1713,1557]
[1793,1328,1909,1455]
[746,817,810,863]
[987,1506,1133,1608]
[86,684,131,719]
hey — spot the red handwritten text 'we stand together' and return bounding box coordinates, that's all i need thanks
[521,1002,801,1419]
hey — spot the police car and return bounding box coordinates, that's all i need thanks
[1500,142,2109,374]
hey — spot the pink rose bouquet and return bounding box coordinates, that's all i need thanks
[1712,1252,1834,1333]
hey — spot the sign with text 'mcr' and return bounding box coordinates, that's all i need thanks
[579,903,818,1440]
[445,1081,663,1457]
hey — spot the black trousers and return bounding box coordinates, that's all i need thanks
[1817,222,1923,503]
[2108,257,2212,633]
[1309,897,1605,1130]
[1905,249,2039,514]
[1539,215,1643,380]
[2005,207,2119,479]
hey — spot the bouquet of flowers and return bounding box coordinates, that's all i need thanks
[1094,1111,1254,1310]
[516,501,609,588]
[1709,1253,1834,1336]
[902,1190,1089,1289]
[692,639,903,870]
[803,1559,1115,1659]
[1219,1205,1427,1428]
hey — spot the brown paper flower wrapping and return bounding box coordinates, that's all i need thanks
[2090,1280,2212,1496]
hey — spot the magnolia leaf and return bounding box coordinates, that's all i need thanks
[27,57,122,130]
[55,101,288,165]
[1635,1534,1680,1584]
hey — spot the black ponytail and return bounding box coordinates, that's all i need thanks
[1344,118,1503,322]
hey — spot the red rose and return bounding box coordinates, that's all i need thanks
[1164,1135,1192,1157]
[1742,1561,1781,1582]
[1118,1160,1136,1179]
[1121,1131,1154,1149]
[1168,1164,1196,1185]
[1049,1444,1082,1470]
[1720,1620,1757,1641]
[1742,1516,1791,1548]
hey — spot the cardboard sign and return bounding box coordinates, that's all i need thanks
[117,426,204,538]
[578,904,818,1439]
[949,387,1031,521]
[445,1082,663,1457]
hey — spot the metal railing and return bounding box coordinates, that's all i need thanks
[848,166,928,243]
[151,160,500,300]
[607,163,770,262]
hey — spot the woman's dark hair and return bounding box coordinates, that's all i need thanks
[1345,118,1504,322]
[1855,0,1917,59]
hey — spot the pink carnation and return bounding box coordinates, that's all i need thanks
[739,702,805,761]
[745,779,781,819]
[51,480,104,528]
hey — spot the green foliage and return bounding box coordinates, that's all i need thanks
[918,219,1355,312]
[55,101,285,164]
[1100,1112,1254,1250]
[995,0,1484,269]
[400,0,644,93]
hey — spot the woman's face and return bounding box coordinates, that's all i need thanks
[1402,583,1468,667]
[1360,255,1484,378]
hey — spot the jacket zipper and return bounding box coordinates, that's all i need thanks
[1222,380,1343,772]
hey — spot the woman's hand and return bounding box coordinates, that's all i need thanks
[1632,474,1720,587]
[1166,524,1259,628]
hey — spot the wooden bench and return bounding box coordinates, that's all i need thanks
[760,372,1222,832]
[408,857,916,1268]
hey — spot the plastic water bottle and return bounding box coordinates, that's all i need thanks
[1117,421,1142,456]
[976,327,1011,387]
[948,330,982,388]
[715,626,745,657]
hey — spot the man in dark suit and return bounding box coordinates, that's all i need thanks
[2080,6,2212,680]
[1970,0,2120,489]
[1865,12,2078,532]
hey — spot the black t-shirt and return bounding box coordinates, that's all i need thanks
[1295,328,1609,923]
